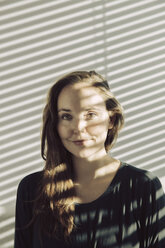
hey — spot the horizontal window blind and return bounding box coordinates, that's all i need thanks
[0,0,164,247]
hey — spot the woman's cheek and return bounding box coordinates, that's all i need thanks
[87,121,108,135]
[58,123,70,139]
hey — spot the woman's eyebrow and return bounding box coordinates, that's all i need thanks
[85,107,102,111]
[58,107,103,112]
[58,108,71,112]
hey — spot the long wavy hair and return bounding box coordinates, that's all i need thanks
[34,71,124,240]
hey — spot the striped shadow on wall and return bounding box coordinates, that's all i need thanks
[0,0,165,247]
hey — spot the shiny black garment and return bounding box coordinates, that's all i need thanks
[14,162,165,248]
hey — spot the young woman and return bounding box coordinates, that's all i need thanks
[14,71,165,248]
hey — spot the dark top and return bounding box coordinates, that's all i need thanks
[14,162,165,248]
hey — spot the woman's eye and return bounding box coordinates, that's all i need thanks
[60,113,72,120]
[86,112,97,119]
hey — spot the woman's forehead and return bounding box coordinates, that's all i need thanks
[57,83,106,110]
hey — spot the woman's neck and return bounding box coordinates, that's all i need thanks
[72,151,120,185]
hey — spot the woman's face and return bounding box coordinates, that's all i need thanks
[57,83,112,160]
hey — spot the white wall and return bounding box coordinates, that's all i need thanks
[0,0,165,247]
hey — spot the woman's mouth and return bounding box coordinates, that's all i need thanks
[72,140,88,146]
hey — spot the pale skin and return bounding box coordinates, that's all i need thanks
[57,82,121,203]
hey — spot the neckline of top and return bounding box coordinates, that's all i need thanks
[75,161,126,207]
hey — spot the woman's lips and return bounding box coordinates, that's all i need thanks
[72,140,88,146]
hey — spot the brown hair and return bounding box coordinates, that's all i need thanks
[34,71,124,240]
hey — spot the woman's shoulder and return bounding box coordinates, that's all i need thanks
[17,170,43,200]
[18,170,43,188]
[122,162,155,179]
[19,170,43,184]
[121,162,163,191]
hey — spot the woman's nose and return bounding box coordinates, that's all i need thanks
[73,118,86,133]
